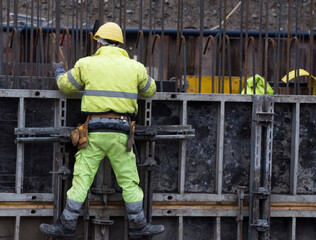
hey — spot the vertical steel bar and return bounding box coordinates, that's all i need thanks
[179,100,187,194]
[264,0,269,91]
[258,0,263,75]
[239,0,244,93]
[76,0,79,60]
[138,0,143,63]
[286,0,291,95]
[218,0,223,93]
[215,217,221,240]
[178,216,183,240]
[216,101,225,194]
[0,0,2,75]
[248,96,257,240]
[276,0,282,95]
[290,102,300,195]
[16,97,25,194]
[198,0,204,93]
[291,217,296,240]
[14,216,20,240]
[99,0,104,25]
[80,0,84,59]
[243,0,249,94]
[175,0,181,92]
[148,0,153,76]
[123,0,127,45]
[113,0,116,21]
[5,0,11,88]
[221,0,227,94]
[13,0,19,88]
[308,0,313,95]
[55,0,61,62]
[72,0,75,65]
[159,0,165,91]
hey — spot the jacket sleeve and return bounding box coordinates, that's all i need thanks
[137,66,156,98]
[57,61,85,95]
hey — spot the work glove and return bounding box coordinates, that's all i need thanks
[52,62,66,80]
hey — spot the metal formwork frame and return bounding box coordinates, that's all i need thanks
[1,90,316,240]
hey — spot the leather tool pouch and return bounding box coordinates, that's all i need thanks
[71,115,91,150]
[126,120,135,152]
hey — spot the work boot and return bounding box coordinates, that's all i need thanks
[39,219,75,237]
[129,223,165,239]
[39,198,83,237]
[125,201,165,239]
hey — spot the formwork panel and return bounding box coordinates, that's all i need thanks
[272,103,292,194]
[153,140,179,193]
[23,143,53,193]
[298,104,316,194]
[0,217,15,239]
[152,101,181,193]
[20,217,51,239]
[296,218,316,240]
[183,217,214,240]
[109,217,125,239]
[223,102,252,193]
[66,99,85,126]
[151,101,181,125]
[0,98,18,192]
[270,217,291,240]
[152,217,178,240]
[185,101,217,193]
[221,217,248,240]
[25,99,55,127]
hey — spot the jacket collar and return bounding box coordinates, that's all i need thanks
[93,46,129,58]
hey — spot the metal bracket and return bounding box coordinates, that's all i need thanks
[91,188,115,195]
[137,157,157,170]
[252,187,270,199]
[49,166,71,180]
[91,217,114,226]
[254,112,274,126]
[251,219,269,232]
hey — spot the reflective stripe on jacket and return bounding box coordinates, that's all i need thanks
[57,46,156,114]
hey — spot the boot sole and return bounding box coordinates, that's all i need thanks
[129,230,165,239]
[39,225,75,237]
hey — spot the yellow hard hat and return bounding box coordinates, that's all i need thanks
[93,22,124,44]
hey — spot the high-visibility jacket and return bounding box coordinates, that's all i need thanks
[57,46,156,114]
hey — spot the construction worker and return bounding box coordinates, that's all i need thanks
[39,22,164,239]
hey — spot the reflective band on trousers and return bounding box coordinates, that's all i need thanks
[84,89,138,99]
[139,76,152,92]
[67,70,83,89]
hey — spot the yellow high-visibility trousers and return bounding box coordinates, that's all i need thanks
[67,132,143,203]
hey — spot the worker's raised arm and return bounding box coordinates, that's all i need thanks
[137,66,156,98]
[53,61,85,95]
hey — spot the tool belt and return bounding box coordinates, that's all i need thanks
[71,113,135,152]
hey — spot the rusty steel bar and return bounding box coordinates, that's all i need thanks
[268,39,277,94]
[0,0,3,75]
[264,0,269,94]
[258,0,263,75]
[308,0,313,95]
[159,0,165,92]
[179,36,187,92]
[217,0,223,94]
[239,0,244,93]
[248,36,256,94]
[175,0,181,92]
[286,0,292,95]
[289,37,299,95]
[243,0,249,94]
[198,0,204,94]
[203,35,216,93]
[221,0,227,94]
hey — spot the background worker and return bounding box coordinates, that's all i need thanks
[39,22,164,239]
